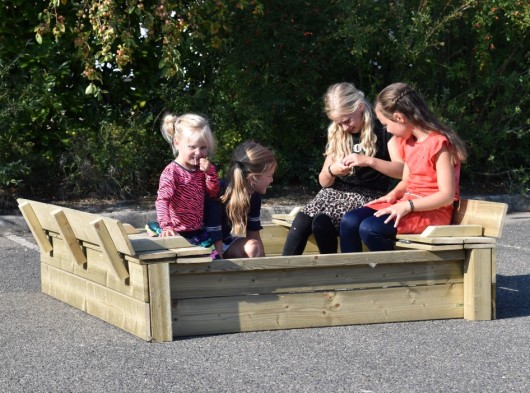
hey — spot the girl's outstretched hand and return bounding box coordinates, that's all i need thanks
[374,201,412,227]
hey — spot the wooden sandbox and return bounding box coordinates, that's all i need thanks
[18,198,507,341]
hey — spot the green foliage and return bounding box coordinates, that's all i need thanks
[58,114,164,199]
[0,0,528,208]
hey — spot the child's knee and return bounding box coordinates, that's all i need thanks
[312,213,333,233]
[245,239,264,258]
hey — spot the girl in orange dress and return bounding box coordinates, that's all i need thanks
[339,83,468,252]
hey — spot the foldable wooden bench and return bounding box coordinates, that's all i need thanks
[270,198,507,320]
[271,199,507,251]
[19,197,507,342]
[18,198,211,341]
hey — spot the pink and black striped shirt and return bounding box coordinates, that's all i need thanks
[155,161,220,233]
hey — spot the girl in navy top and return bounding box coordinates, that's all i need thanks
[207,141,277,258]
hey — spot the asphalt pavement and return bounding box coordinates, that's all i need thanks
[1,203,530,392]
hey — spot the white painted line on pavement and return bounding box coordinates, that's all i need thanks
[498,243,530,253]
[4,234,40,251]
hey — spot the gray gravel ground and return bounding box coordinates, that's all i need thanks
[1,212,529,393]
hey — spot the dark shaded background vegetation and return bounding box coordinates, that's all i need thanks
[1,0,528,210]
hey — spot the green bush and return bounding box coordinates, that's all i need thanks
[0,0,528,210]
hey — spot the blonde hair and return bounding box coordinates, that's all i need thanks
[160,113,216,157]
[324,82,377,159]
[221,141,277,236]
[375,82,468,164]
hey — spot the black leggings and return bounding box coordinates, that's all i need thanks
[282,212,338,255]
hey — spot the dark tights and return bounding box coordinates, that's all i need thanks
[282,212,338,255]
[339,207,397,252]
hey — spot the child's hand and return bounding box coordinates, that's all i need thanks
[160,228,176,237]
[199,157,211,172]
[329,161,351,177]
[374,201,412,227]
[368,192,397,205]
[342,153,368,168]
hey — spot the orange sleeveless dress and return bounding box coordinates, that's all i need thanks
[366,132,460,234]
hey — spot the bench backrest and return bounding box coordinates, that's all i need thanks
[272,198,509,241]
[452,199,508,238]
[17,199,211,274]
[18,198,135,254]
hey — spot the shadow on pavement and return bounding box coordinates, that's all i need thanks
[496,274,530,319]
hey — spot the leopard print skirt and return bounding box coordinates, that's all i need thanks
[301,182,386,230]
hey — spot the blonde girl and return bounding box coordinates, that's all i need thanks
[339,82,468,252]
[212,141,277,258]
[155,113,222,257]
[282,82,404,255]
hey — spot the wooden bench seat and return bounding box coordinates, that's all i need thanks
[271,199,508,251]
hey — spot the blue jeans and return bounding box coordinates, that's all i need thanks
[339,207,397,252]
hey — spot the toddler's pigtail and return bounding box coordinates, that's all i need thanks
[161,114,178,157]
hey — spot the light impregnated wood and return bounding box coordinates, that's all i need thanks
[17,198,135,255]
[395,234,495,245]
[122,223,140,234]
[91,218,130,280]
[491,249,497,319]
[41,240,149,302]
[169,260,463,299]
[168,249,466,274]
[171,283,464,336]
[261,224,320,256]
[268,217,293,227]
[168,246,211,257]
[271,206,301,223]
[18,201,53,254]
[463,243,497,249]
[132,250,177,261]
[395,242,464,251]
[52,209,87,266]
[418,225,483,237]
[148,263,173,342]
[128,234,193,252]
[463,248,493,320]
[453,199,508,238]
[41,263,151,340]
[128,251,211,263]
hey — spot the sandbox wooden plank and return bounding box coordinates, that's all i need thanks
[41,263,151,340]
[396,234,494,245]
[148,263,173,342]
[41,242,149,302]
[18,201,53,254]
[464,248,493,320]
[91,218,130,280]
[172,283,464,336]
[170,261,464,299]
[52,209,87,266]
[168,249,466,274]
[128,234,192,252]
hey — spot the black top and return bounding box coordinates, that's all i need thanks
[334,123,393,192]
